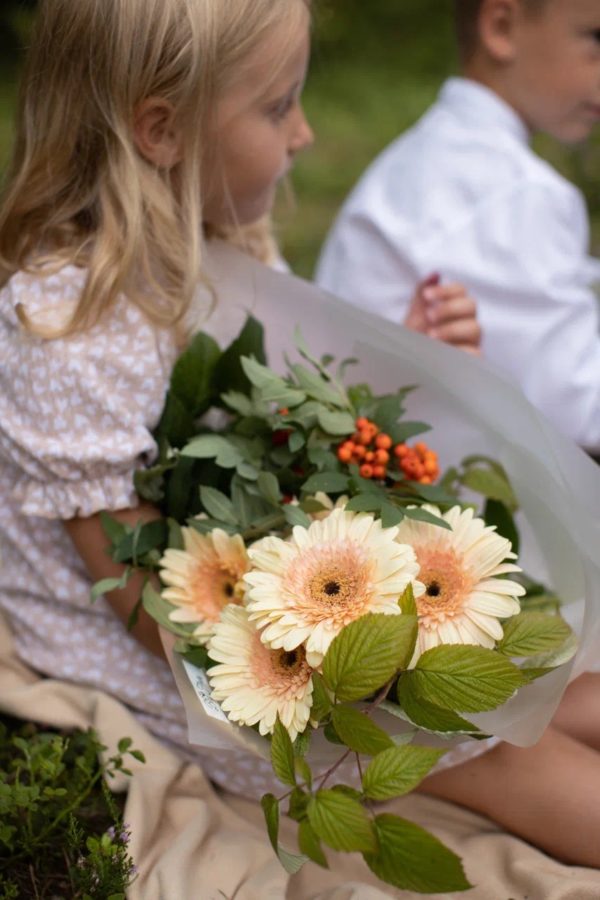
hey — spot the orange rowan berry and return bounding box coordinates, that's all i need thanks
[358,429,372,446]
[394,443,409,459]
[365,451,375,463]
[373,465,387,480]
[374,449,390,465]
[415,442,429,458]
[359,464,374,479]
[278,408,289,416]
[424,458,438,477]
[375,433,392,450]
[352,445,366,461]
[337,446,352,463]
[420,476,433,485]
[355,417,369,430]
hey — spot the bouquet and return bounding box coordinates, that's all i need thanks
[98,317,577,895]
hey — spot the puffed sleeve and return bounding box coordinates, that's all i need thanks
[0,268,178,519]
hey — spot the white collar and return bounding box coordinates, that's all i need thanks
[438,77,530,145]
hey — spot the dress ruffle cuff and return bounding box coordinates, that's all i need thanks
[15,472,141,519]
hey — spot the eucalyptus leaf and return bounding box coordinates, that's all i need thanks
[317,409,356,436]
[181,435,244,468]
[200,486,239,526]
[284,505,312,529]
[301,472,350,494]
[257,471,282,506]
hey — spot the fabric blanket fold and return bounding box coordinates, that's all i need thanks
[1,614,599,900]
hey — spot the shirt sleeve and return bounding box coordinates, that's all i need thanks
[0,275,176,519]
[318,175,600,454]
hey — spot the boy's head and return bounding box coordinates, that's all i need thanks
[452,0,600,144]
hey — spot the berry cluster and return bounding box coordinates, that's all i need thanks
[337,417,439,484]
[394,441,440,484]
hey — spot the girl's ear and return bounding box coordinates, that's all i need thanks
[479,0,520,63]
[133,98,183,169]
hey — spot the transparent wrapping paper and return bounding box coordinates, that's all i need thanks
[163,240,600,769]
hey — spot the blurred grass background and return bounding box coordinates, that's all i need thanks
[1,0,599,278]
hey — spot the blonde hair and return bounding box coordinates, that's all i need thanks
[0,0,309,337]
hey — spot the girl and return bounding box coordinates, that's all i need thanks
[0,0,596,882]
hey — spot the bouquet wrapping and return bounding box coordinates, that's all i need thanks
[99,242,600,891]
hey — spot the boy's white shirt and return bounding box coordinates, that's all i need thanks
[316,77,600,454]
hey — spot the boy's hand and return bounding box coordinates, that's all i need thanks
[404,273,481,355]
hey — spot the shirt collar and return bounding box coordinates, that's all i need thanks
[438,77,530,145]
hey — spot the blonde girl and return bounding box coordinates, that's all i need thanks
[11,0,595,883]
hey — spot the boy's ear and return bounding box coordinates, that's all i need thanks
[478,0,520,63]
[133,98,183,169]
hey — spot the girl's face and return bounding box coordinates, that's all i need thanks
[203,12,314,228]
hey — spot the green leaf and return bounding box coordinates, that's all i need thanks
[293,729,312,758]
[398,583,417,615]
[142,582,196,638]
[307,790,377,853]
[362,746,445,801]
[401,506,452,529]
[364,814,471,893]
[290,363,344,406]
[484,499,520,555]
[288,787,310,822]
[261,793,280,853]
[288,430,306,453]
[257,471,282,506]
[277,846,310,875]
[168,330,221,414]
[284,505,312,529]
[317,409,356,436]
[241,357,306,408]
[199,486,239,526]
[322,613,418,702]
[298,820,329,868]
[389,420,431,444]
[344,494,385,514]
[410,645,526,712]
[117,737,132,753]
[331,705,394,755]
[221,391,254,416]
[180,646,210,669]
[99,511,129,545]
[497,612,573,658]
[380,501,405,528]
[295,757,313,790]
[396,678,482,735]
[214,316,266,394]
[460,466,518,510]
[181,435,244,468]
[310,672,333,721]
[301,472,350,494]
[271,718,296,787]
[90,570,131,602]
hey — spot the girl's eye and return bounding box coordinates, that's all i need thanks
[269,95,294,122]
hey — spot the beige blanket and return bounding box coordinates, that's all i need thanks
[1,616,599,900]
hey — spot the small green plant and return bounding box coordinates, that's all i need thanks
[0,715,143,899]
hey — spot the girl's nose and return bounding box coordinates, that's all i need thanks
[290,108,315,155]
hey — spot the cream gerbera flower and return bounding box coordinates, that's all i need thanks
[395,505,525,662]
[244,508,424,667]
[207,605,314,740]
[159,527,249,644]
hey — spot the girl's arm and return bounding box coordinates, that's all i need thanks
[64,503,166,659]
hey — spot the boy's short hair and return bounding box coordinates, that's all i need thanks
[452,0,548,60]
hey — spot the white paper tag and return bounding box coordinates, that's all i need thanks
[181,660,229,723]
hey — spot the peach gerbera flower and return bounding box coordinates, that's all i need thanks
[244,508,424,667]
[395,505,525,662]
[159,527,249,644]
[207,605,314,740]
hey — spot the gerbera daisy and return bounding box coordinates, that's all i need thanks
[244,508,423,667]
[395,505,525,661]
[159,527,249,644]
[207,605,314,740]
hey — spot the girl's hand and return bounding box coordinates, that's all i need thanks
[404,273,482,355]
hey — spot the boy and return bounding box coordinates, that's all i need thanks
[316,0,600,454]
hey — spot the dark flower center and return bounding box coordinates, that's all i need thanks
[426,582,441,597]
[324,581,341,596]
